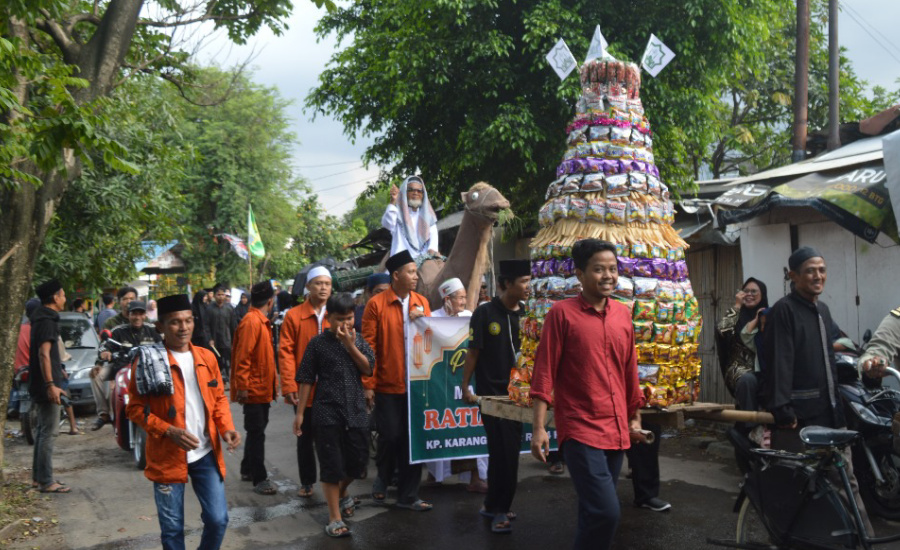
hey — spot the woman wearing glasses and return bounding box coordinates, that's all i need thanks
[715,277,769,432]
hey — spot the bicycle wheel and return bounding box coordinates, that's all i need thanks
[736,498,777,548]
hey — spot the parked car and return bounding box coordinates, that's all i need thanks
[58,312,100,410]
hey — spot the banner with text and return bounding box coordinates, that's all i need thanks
[406,316,557,464]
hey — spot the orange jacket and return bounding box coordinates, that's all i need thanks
[230,308,277,404]
[362,287,431,394]
[126,344,235,484]
[278,300,329,406]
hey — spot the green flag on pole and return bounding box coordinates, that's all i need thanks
[248,204,265,258]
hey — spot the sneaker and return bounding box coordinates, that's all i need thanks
[636,497,671,512]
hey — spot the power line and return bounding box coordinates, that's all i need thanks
[306,165,368,182]
[295,160,363,169]
[315,174,380,194]
[839,2,900,66]
[840,2,900,58]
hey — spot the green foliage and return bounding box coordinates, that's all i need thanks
[307,0,788,218]
[307,0,897,220]
[33,77,189,290]
[342,186,392,232]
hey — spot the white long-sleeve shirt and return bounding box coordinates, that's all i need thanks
[382,204,439,258]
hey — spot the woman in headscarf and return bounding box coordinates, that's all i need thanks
[234,291,249,324]
[716,277,769,420]
[190,290,210,349]
[381,175,440,262]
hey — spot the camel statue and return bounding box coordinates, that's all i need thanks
[420,182,511,311]
[379,182,512,312]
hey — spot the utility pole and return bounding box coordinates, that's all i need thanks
[792,0,810,163]
[827,0,841,151]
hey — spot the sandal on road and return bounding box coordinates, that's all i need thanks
[90,416,109,431]
[491,513,512,534]
[325,520,351,538]
[297,484,313,498]
[371,477,387,503]
[253,480,277,495]
[549,461,565,475]
[40,483,71,494]
[395,499,432,512]
[479,507,516,521]
[339,495,356,517]
[32,480,66,489]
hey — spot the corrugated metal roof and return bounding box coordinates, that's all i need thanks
[720,135,887,187]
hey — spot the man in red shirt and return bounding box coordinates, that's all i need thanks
[531,239,643,550]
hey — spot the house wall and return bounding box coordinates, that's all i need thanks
[686,244,744,404]
[737,210,900,343]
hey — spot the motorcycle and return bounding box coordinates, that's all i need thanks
[11,364,35,445]
[100,335,147,470]
[836,341,900,520]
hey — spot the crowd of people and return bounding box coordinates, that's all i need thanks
[13,177,900,550]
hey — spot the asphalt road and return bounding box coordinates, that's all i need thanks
[3,402,898,549]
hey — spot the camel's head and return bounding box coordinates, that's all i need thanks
[461,182,511,223]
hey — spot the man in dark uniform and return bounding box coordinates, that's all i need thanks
[762,246,872,536]
[206,283,236,383]
[462,259,531,533]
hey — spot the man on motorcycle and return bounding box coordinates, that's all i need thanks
[90,301,160,430]
[859,308,900,378]
[103,286,138,330]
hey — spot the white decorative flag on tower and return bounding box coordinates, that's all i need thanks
[584,25,609,62]
[641,33,676,77]
[546,38,577,80]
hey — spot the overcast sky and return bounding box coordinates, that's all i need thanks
[197,1,900,217]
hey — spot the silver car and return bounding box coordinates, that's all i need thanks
[59,312,100,409]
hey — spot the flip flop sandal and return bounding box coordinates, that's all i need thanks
[479,508,516,521]
[32,480,66,489]
[40,483,71,494]
[240,474,253,482]
[297,484,313,497]
[371,477,387,503]
[324,520,351,538]
[253,480,277,495]
[339,495,356,517]
[549,462,565,475]
[491,513,512,534]
[395,499,433,512]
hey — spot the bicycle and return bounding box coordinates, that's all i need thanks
[709,425,900,549]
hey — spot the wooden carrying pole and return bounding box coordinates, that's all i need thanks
[684,409,775,424]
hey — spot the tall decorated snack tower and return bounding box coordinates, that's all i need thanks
[511,50,703,409]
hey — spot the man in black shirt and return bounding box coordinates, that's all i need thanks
[294,293,375,538]
[763,246,872,535]
[29,279,70,494]
[103,286,137,330]
[462,259,531,534]
[206,284,236,383]
[91,300,161,430]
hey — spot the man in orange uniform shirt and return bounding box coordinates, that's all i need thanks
[278,266,332,497]
[126,294,240,550]
[363,250,433,511]
[231,281,278,495]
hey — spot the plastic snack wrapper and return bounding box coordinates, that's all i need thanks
[582,173,605,193]
[653,323,674,345]
[634,321,654,343]
[586,197,606,221]
[605,174,629,197]
[638,364,660,384]
[633,299,657,322]
[605,199,627,224]
[633,277,658,300]
[614,276,635,299]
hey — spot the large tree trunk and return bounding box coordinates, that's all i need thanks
[0,163,74,477]
[0,2,142,478]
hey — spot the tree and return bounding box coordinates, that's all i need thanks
[34,76,189,291]
[173,67,305,286]
[343,185,392,233]
[0,0,298,473]
[703,0,900,179]
[306,0,787,216]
